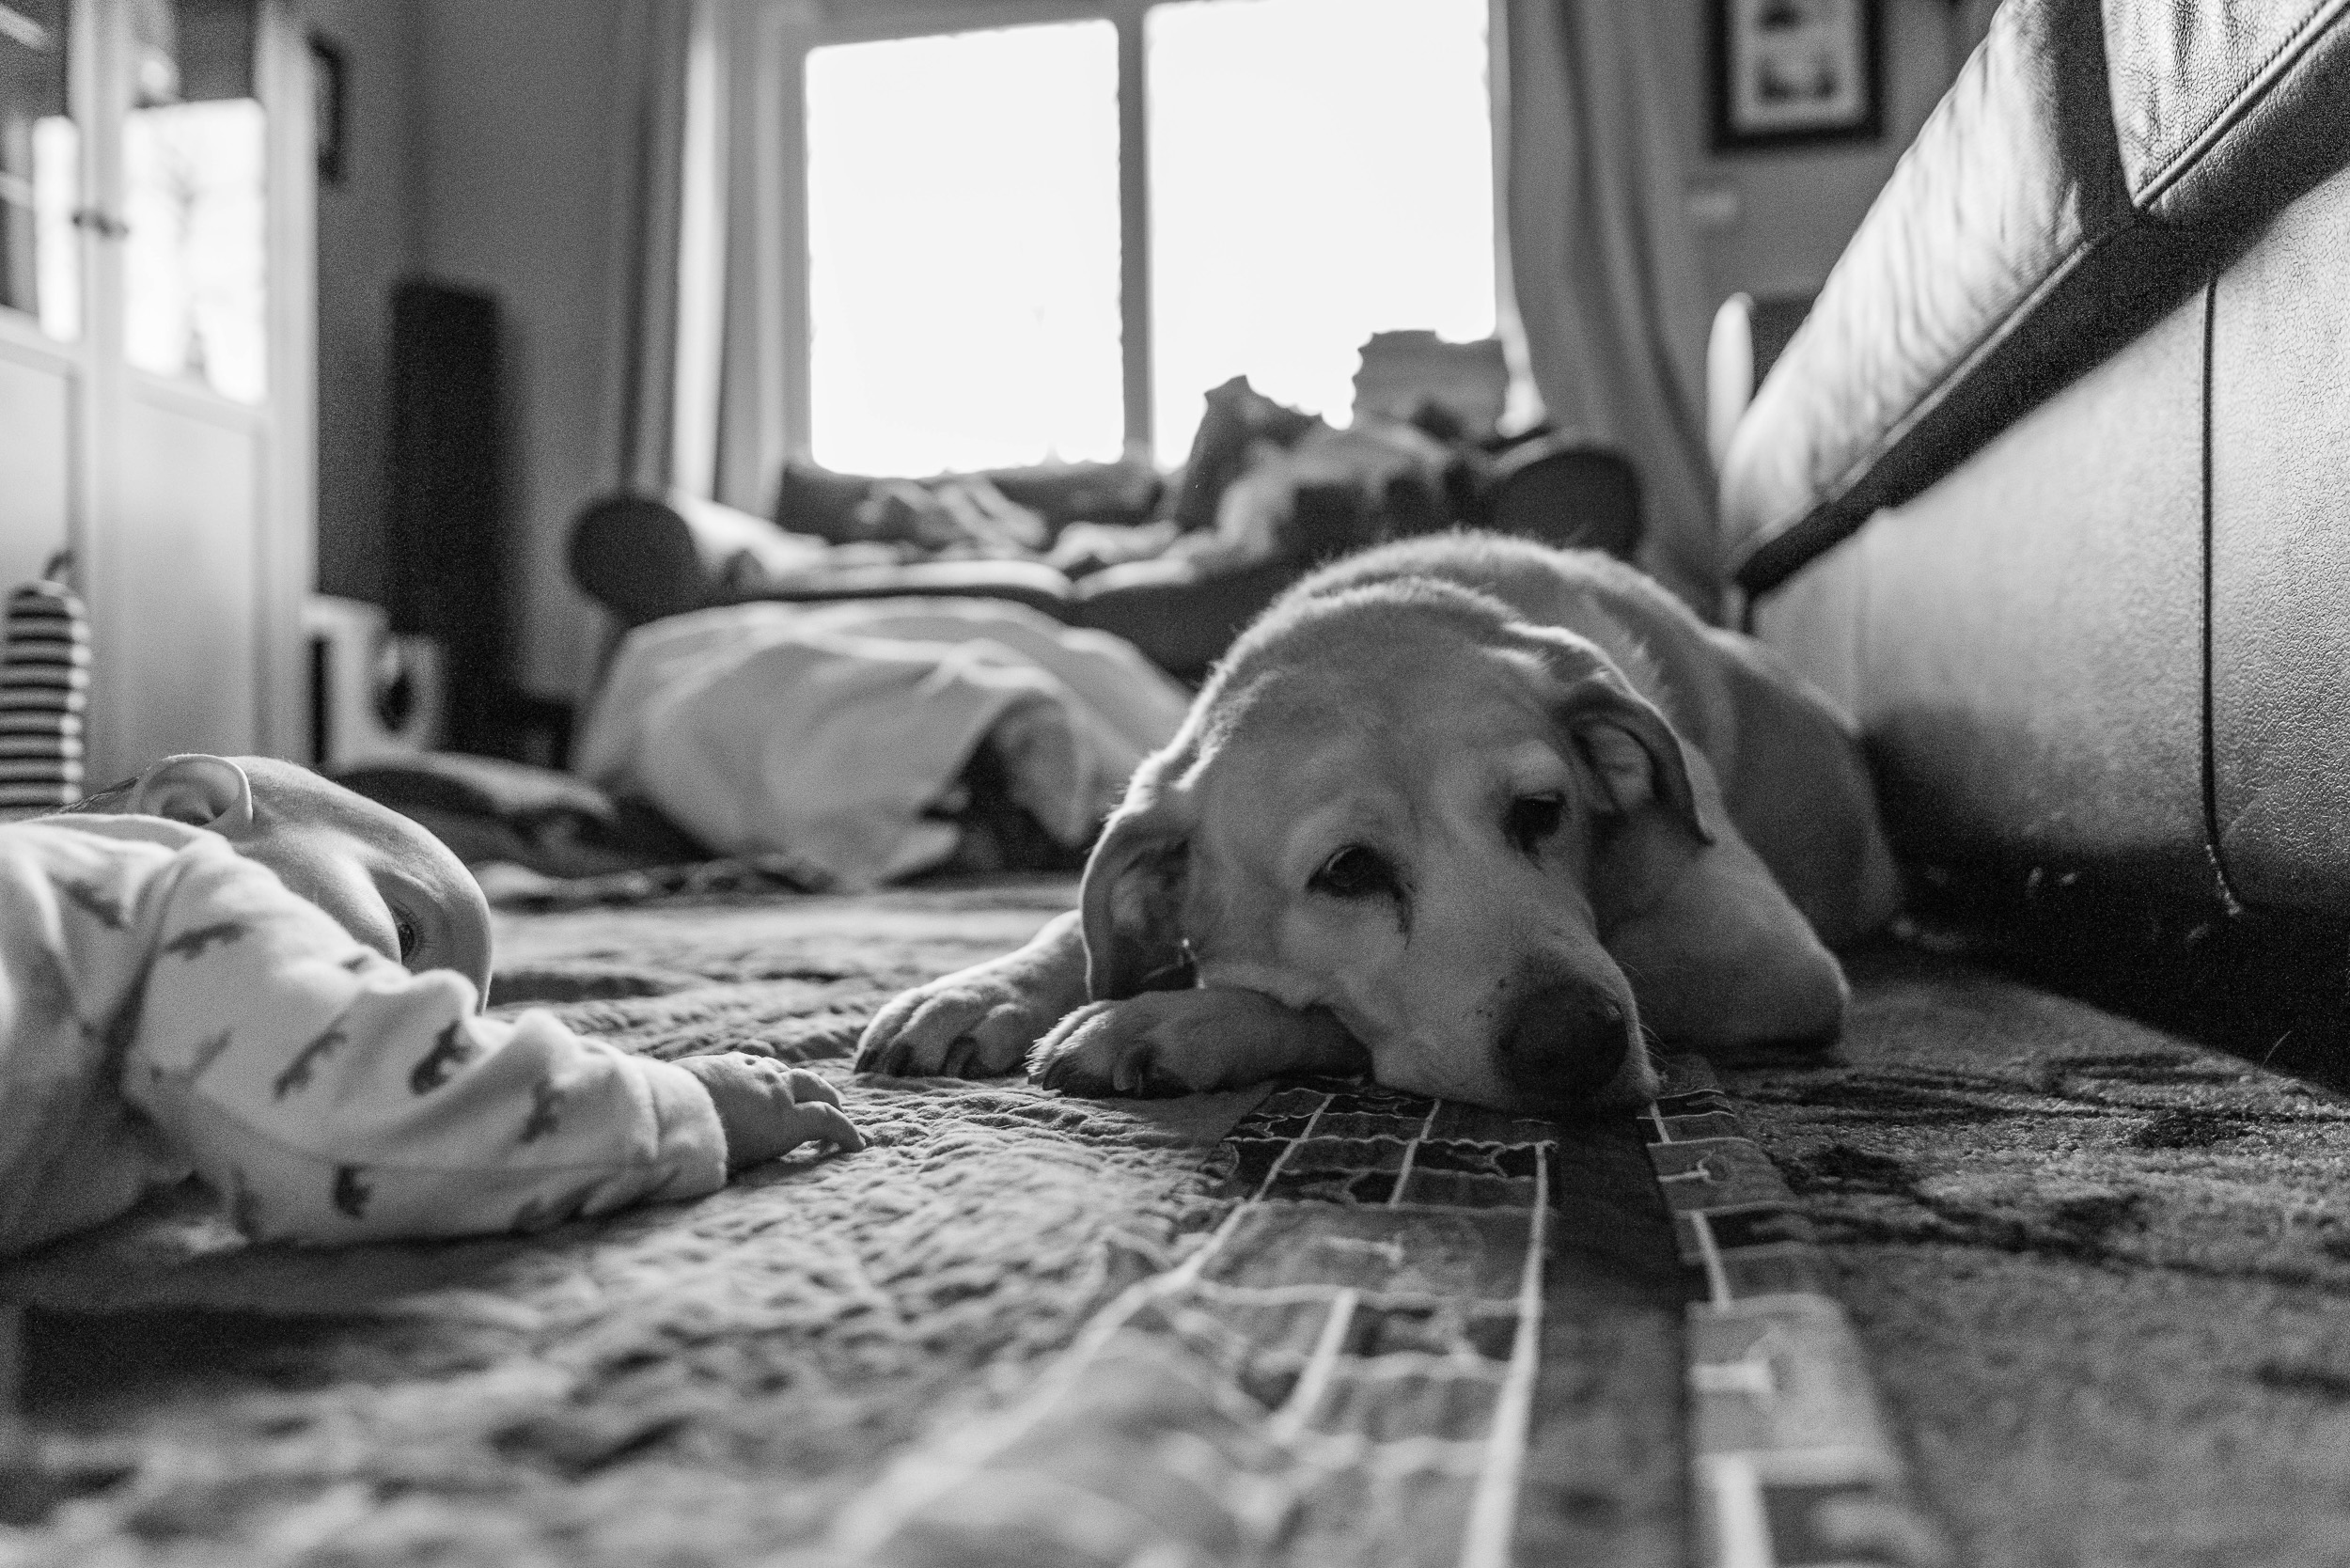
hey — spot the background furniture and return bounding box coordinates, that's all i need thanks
[1714,0,2350,918]
[569,432,1645,683]
[387,280,508,757]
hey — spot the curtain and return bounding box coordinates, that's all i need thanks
[599,0,702,497]
[1499,0,1720,616]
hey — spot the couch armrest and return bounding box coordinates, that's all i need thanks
[571,490,835,628]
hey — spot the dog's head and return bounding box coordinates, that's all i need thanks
[1078,580,1712,1116]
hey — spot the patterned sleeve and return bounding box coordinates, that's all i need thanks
[118,840,729,1243]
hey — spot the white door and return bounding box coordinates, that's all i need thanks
[0,0,81,606]
[0,0,309,789]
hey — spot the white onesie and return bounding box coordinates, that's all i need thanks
[0,815,727,1254]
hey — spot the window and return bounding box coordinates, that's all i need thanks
[0,0,267,391]
[806,21,1124,475]
[774,0,1496,479]
[0,0,79,341]
[120,0,269,402]
[1144,0,1496,463]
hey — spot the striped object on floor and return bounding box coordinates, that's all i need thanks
[822,1074,1685,1566]
[0,566,90,817]
[1649,1057,1953,1568]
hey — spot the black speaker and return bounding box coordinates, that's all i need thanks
[386,279,508,757]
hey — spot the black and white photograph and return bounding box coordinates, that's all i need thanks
[2,0,2348,1563]
[1713,0,1884,149]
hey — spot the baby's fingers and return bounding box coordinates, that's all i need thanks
[780,1068,843,1108]
[789,1099,867,1153]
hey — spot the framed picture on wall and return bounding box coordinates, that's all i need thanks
[1711,0,1883,151]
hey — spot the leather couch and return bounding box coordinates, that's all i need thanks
[1716,0,2350,917]
[569,433,1644,683]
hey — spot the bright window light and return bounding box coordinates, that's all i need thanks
[1147,0,1496,461]
[121,98,269,403]
[32,115,80,343]
[806,22,1125,476]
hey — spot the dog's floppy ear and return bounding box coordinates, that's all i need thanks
[1079,788,1197,1000]
[1550,666,1711,846]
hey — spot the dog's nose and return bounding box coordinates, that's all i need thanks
[1499,982,1633,1100]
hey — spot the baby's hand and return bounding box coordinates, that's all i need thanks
[677,1053,867,1168]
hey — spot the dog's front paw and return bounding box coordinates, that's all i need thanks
[855,965,1062,1080]
[1027,995,1225,1098]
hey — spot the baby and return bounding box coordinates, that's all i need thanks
[0,753,863,1256]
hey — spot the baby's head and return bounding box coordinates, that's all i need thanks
[70,754,492,996]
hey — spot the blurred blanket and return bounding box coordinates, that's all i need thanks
[576,600,1191,889]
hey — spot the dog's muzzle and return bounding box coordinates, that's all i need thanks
[1496,980,1637,1106]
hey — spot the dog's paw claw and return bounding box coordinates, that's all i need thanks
[1029,1001,1198,1099]
[1036,1057,1108,1097]
[1129,1060,1191,1098]
[859,981,1052,1080]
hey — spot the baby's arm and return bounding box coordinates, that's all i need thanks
[122,846,861,1243]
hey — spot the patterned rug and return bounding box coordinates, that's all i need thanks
[2,881,2341,1566]
[0,881,1694,1567]
[0,883,1253,1566]
[805,1076,1688,1568]
[1715,943,2350,1568]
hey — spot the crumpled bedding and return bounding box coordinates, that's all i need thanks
[574,600,1192,889]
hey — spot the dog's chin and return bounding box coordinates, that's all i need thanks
[1364,1028,1660,1120]
[1490,1039,1660,1121]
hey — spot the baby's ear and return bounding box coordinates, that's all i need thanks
[131,754,256,834]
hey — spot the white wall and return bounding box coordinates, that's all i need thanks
[1663,0,1995,309]
[303,0,627,701]
[306,0,421,606]
[410,0,628,701]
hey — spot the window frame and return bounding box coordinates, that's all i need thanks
[715,0,1499,509]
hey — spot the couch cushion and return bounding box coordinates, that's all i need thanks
[1072,557,1303,684]
[776,458,1164,544]
[568,490,1077,630]
[1724,0,2350,598]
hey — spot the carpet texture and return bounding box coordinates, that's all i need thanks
[0,880,1689,1568]
[807,1074,1685,1568]
[1717,943,2350,1568]
[0,882,1268,1567]
[6,881,2346,1566]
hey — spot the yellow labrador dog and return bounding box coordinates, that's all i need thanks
[857,533,1899,1115]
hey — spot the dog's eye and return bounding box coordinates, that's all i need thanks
[1505,792,1566,853]
[1310,844,1399,901]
